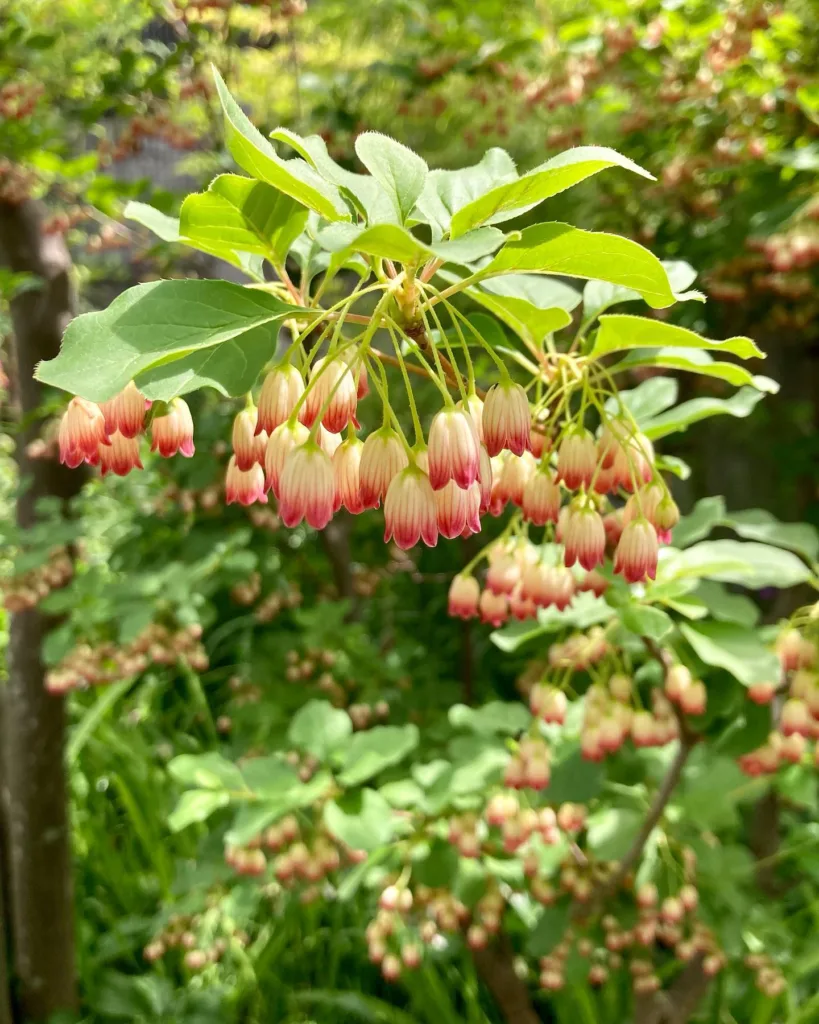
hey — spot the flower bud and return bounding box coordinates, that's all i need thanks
[522,468,561,526]
[333,436,365,514]
[264,420,309,497]
[100,380,148,438]
[428,407,481,491]
[482,380,530,457]
[257,364,305,434]
[477,446,493,513]
[279,441,335,529]
[304,356,358,434]
[556,429,597,490]
[562,502,606,571]
[225,456,267,506]
[435,480,480,539]
[99,430,143,476]
[479,588,508,626]
[613,519,659,583]
[359,427,408,509]
[496,451,535,507]
[448,574,480,619]
[59,397,110,467]
[150,398,195,458]
[232,406,258,471]
[383,465,438,550]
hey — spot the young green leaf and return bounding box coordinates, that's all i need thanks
[450,146,653,237]
[288,699,352,762]
[583,260,700,321]
[354,132,429,223]
[317,222,506,265]
[415,148,518,236]
[212,67,349,221]
[323,790,396,851]
[592,314,764,360]
[337,725,420,787]
[167,790,230,832]
[180,175,308,265]
[659,540,813,589]
[680,622,781,687]
[483,224,677,308]
[36,280,307,402]
[609,347,778,392]
[640,388,769,441]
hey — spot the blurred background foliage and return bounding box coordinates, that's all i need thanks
[1,1,818,1022]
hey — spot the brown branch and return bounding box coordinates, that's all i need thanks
[635,954,712,1024]
[472,934,542,1024]
[403,322,487,399]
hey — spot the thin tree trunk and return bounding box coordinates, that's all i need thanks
[472,935,542,1024]
[0,199,82,1020]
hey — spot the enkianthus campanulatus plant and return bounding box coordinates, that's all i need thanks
[39,69,774,627]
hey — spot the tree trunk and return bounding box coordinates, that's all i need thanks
[0,199,82,1020]
[472,935,542,1024]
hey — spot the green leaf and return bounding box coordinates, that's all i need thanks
[354,132,428,223]
[612,376,679,424]
[225,772,333,846]
[642,388,769,441]
[292,990,418,1024]
[587,808,643,861]
[527,901,571,956]
[168,752,245,791]
[726,509,819,564]
[466,274,578,345]
[620,604,674,641]
[212,67,348,221]
[484,225,677,308]
[323,790,396,851]
[338,725,419,787]
[583,260,699,321]
[451,146,653,237]
[318,222,505,265]
[416,148,518,236]
[716,702,773,758]
[412,838,459,888]
[36,280,305,402]
[379,780,424,809]
[659,540,813,589]
[491,592,615,652]
[611,347,777,392]
[592,314,763,361]
[672,496,727,548]
[680,622,780,687]
[693,582,759,628]
[240,757,300,798]
[548,747,604,804]
[123,201,181,242]
[180,175,308,265]
[450,746,509,796]
[288,699,352,762]
[448,701,531,735]
[168,789,229,832]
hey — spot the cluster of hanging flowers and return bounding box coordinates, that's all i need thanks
[57,316,678,612]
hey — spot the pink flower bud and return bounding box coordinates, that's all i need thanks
[232,406,258,471]
[150,398,195,458]
[578,570,609,596]
[479,588,508,626]
[59,397,110,467]
[613,519,659,583]
[99,430,143,476]
[522,468,561,525]
[304,356,358,434]
[562,502,606,571]
[257,363,305,434]
[781,698,812,737]
[482,380,530,457]
[477,446,493,513]
[678,679,706,716]
[264,420,309,497]
[556,429,597,490]
[542,566,575,610]
[463,392,484,442]
[529,420,550,459]
[279,441,335,529]
[748,681,776,705]
[383,465,438,550]
[360,427,408,509]
[496,451,535,507]
[611,431,654,491]
[100,380,148,438]
[435,480,480,539]
[317,426,342,458]
[448,574,480,619]
[333,436,365,514]
[486,551,520,596]
[427,407,480,490]
[509,585,538,621]
[225,456,267,506]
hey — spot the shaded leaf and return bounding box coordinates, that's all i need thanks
[680,621,780,687]
[288,699,352,762]
[338,725,420,787]
[448,701,531,735]
[168,789,229,832]
[324,790,396,852]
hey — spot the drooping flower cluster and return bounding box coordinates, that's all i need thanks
[2,545,73,612]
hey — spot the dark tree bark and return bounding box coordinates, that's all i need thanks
[0,199,82,1020]
[472,935,542,1024]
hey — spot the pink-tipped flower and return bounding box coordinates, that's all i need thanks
[150,398,194,458]
[353,359,369,400]
[100,380,148,438]
[522,468,561,526]
[542,566,575,610]
[318,426,342,459]
[611,431,654,491]
[59,397,110,468]
[333,437,365,514]
[654,494,680,537]
[427,407,480,490]
[563,502,606,571]
[479,588,508,626]
[257,364,305,435]
[578,570,609,597]
[359,427,408,509]
[279,440,335,529]
[486,550,521,596]
[98,430,143,477]
[435,480,480,539]
[614,518,659,583]
[556,429,597,490]
[463,393,484,443]
[232,406,258,471]
[304,356,358,435]
[448,574,480,619]
[496,451,535,507]
[529,421,550,459]
[383,464,438,550]
[482,380,530,457]
[509,584,538,621]
[225,456,267,506]
[254,430,268,466]
[264,420,309,497]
